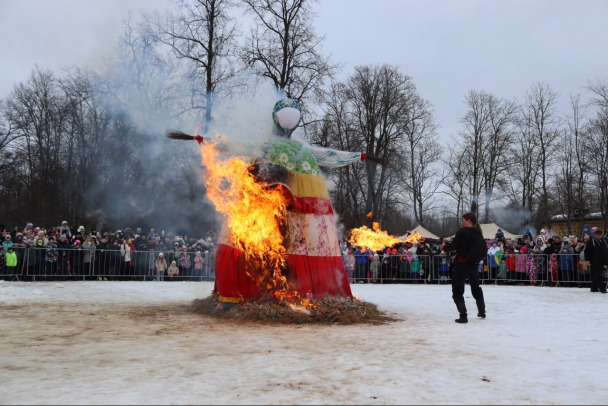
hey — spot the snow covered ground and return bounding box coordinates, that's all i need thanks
[1,280,607,405]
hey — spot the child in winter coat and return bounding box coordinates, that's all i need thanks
[344,250,355,282]
[178,247,192,277]
[526,250,537,286]
[167,260,180,279]
[193,251,205,277]
[497,256,508,285]
[155,253,168,281]
[410,254,421,283]
[505,250,516,283]
[3,234,14,253]
[5,246,17,275]
[548,253,559,287]
[487,241,501,280]
[515,247,528,284]
[559,247,574,286]
[438,257,449,284]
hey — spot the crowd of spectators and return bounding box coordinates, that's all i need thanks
[2,220,606,287]
[0,220,218,281]
[339,225,608,287]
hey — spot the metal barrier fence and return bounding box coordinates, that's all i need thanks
[1,247,605,288]
[345,253,605,287]
[0,246,215,282]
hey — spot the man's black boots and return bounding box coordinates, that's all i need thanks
[476,297,486,318]
[455,314,468,323]
[455,302,468,324]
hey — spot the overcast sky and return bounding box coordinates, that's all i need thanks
[1,0,607,139]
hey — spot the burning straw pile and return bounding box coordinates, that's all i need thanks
[190,294,398,325]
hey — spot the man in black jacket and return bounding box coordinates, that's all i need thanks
[584,229,608,294]
[441,212,486,323]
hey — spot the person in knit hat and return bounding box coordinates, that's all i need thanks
[155,253,167,281]
[167,260,179,279]
[494,228,506,245]
[59,221,72,240]
[2,234,14,253]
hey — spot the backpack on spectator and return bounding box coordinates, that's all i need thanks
[465,229,488,264]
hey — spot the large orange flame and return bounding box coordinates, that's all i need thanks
[348,223,425,251]
[348,222,401,251]
[402,231,424,245]
[198,140,311,306]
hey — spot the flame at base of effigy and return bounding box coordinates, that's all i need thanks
[199,140,306,304]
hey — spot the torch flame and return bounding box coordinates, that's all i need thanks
[348,224,425,251]
[348,222,401,251]
[402,231,424,245]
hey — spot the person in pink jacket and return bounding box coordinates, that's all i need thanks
[514,246,529,285]
[193,251,205,278]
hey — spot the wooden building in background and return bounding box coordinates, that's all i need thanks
[546,209,606,237]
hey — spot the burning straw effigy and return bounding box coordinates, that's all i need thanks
[169,98,397,325]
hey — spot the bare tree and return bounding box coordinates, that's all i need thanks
[458,90,519,222]
[0,99,22,218]
[523,82,560,227]
[459,90,492,217]
[111,17,193,126]
[150,0,238,130]
[586,78,608,109]
[240,0,339,104]
[586,78,608,230]
[0,99,18,155]
[400,93,441,227]
[508,111,542,220]
[554,94,590,234]
[313,65,437,232]
[347,65,416,223]
[586,108,608,231]
[481,96,518,222]
[309,85,366,228]
[5,68,71,222]
[442,143,470,228]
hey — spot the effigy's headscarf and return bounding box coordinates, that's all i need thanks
[272,98,301,137]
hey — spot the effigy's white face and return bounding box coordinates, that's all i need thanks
[275,107,301,130]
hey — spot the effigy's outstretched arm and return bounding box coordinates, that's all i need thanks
[309,145,387,167]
